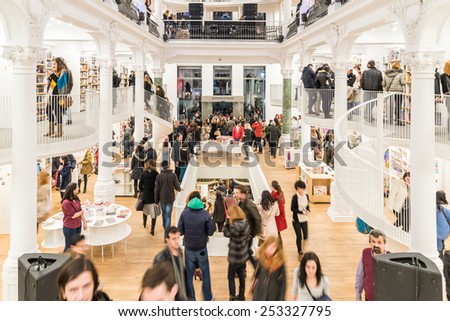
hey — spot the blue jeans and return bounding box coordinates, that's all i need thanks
[185,248,213,301]
[160,202,173,236]
[63,226,81,252]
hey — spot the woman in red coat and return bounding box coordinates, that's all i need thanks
[271,180,287,242]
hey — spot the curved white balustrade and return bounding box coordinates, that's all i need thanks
[0,94,100,165]
[112,87,134,124]
[300,88,335,128]
[335,98,411,247]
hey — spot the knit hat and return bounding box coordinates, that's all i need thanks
[188,197,204,210]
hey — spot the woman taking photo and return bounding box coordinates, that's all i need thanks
[291,252,330,301]
[57,256,111,301]
[139,160,159,235]
[61,182,86,252]
[251,235,286,301]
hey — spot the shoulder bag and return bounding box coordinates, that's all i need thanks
[305,282,332,301]
[135,193,144,211]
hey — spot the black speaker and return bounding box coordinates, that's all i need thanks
[189,3,203,18]
[243,3,258,19]
[373,252,442,301]
[18,253,71,301]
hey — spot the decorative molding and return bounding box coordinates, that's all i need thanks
[388,0,438,51]
[402,51,444,72]
[326,23,340,55]
[99,20,121,48]
[332,62,353,75]
[22,0,62,46]
[2,45,46,67]
[98,58,116,71]
[133,65,145,73]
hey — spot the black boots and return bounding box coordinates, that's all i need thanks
[143,214,147,228]
[150,218,156,236]
[236,292,245,301]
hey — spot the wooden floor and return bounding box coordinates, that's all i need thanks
[0,149,408,301]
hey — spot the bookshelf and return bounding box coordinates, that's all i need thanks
[36,52,52,122]
[80,57,88,111]
[88,56,100,93]
[36,61,47,122]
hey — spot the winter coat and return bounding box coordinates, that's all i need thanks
[361,67,383,91]
[271,191,287,232]
[223,220,250,265]
[80,150,93,175]
[139,169,158,204]
[387,179,408,213]
[436,206,450,252]
[213,198,226,223]
[243,128,252,143]
[154,169,181,204]
[301,66,316,89]
[178,201,216,250]
[131,151,146,180]
[252,263,286,301]
[251,122,263,138]
[382,69,405,92]
[238,198,261,237]
[232,125,244,141]
[265,125,281,143]
[257,202,279,239]
[315,70,332,89]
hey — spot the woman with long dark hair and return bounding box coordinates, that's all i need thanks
[131,144,147,198]
[139,160,159,235]
[270,180,287,241]
[61,182,86,252]
[256,190,279,243]
[291,252,330,301]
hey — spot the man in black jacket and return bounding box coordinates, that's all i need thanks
[171,133,183,180]
[153,226,187,301]
[301,64,317,114]
[155,160,181,237]
[235,185,261,268]
[360,60,383,122]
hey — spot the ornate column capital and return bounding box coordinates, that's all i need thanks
[402,50,443,73]
[388,0,438,51]
[152,69,165,77]
[98,58,116,71]
[2,45,46,67]
[332,62,353,75]
[133,65,145,73]
[282,69,293,78]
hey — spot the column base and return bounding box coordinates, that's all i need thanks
[94,179,116,204]
[278,133,291,156]
[2,244,39,300]
[327,182,354,222]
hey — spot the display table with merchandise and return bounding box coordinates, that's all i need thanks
[41,203,132,259]
[201,137,243,156]
[298,162,334,203]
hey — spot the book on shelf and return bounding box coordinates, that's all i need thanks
[313,186,327,196]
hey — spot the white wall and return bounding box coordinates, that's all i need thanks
[0,164,12,234]
[265,63,282,121]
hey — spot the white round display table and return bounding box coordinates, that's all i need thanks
[41,203,132,260]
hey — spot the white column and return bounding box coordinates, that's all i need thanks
[407,52,440,260]
[2,46,42,300]
[327,62,353,222]
[154,0,163,34]
[279,70,293,156]
[134,65,144,141]
[283,0,291,36]
[94,59,116,204]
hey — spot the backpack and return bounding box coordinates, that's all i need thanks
[356,217,372,234]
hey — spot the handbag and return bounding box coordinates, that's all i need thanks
[305,282,332,301]
[135,193,144,211]
[150,203,161,217]
[59,95,73,109]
